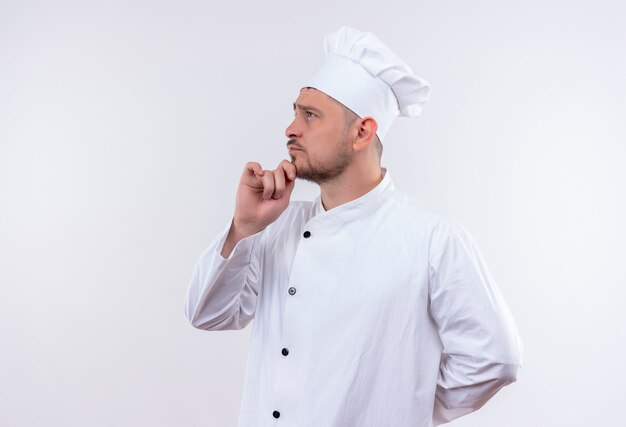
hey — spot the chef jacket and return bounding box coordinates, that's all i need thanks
[185,169,522,427]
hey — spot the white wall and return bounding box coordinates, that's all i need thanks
[1,0,625,425]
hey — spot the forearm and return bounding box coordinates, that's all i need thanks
[220,219,265,259]
[186,223,264,330]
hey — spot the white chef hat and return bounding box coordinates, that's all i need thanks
[305,26,430,141]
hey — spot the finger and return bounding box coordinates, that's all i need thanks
[272,168,286,199]
[261,170,275,200]
[279,159,297,181]
[244,161,264,177]
[277,160,296,199]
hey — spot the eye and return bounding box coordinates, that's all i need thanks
[305,111,316,118]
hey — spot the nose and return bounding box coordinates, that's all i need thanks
[285,116,302,139]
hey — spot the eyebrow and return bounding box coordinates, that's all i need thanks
[293,103,323,114]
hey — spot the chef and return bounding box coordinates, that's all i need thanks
[185,26,522,427]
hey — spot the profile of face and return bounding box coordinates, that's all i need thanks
[285,88,353,184]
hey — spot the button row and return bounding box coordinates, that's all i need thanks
[275,235,308,421]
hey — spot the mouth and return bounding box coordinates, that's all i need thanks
[287,141,304,153]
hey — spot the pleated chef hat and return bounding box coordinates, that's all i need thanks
[305,26,430,141]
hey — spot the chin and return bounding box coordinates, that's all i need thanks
[293,165,312,181]
[290,156,304,169]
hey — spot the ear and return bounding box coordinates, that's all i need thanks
[352,117,378,153]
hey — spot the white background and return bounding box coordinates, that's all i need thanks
[1,0,625,426]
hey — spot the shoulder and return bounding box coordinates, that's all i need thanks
[385,187,474,250]
[386,187,454,230]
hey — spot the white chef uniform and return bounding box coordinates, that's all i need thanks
[185,168,523,426]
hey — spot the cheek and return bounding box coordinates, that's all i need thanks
[305,125,344,160]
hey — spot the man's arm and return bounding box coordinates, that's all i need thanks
[428,219,523,425]
[185,160,296,330]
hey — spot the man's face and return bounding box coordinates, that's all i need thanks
[285,88,353,184]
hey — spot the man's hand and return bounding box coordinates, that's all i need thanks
[221,160,297,258]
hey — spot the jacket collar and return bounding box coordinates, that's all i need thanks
[307,168,394,229]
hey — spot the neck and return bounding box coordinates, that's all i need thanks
[318,164,384,211]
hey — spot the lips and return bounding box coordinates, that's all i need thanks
[287,142,304,152]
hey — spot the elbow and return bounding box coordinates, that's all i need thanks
[185,303,252,331]
[500,361,520,384]
[474,350,522,388]
[184,303,218,330]
[185,306,206,330]
[485,328,523,386]
[497,336,524,385]
[494,360,521,388]
[187,311,209,330]
[185,309,222,331]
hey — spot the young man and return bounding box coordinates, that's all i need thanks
[186,26,522,426]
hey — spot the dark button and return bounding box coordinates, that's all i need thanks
[303,230,311,238]
[288,287,296,295]
[281,348,289,356]
[273,410,280,418]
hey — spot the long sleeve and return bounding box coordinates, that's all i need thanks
[185,223,265,331]
[428,219,523,425]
